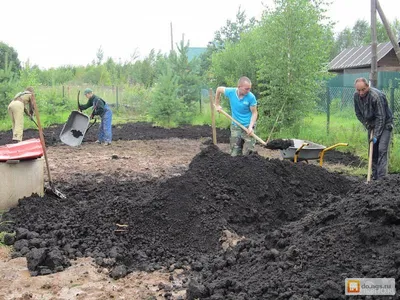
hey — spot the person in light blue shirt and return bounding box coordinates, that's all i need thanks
[215,76,258,156]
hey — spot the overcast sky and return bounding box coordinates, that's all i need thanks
[1,0,399,69]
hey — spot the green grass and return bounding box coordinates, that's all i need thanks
[191,105,230,128]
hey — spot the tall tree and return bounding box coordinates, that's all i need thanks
[0,52,18,118]
[0,42,21,74]
[213,6,257,47]
[96,46,104,66]
[199,7,256,77]
[352,20,369,45]
[211,30,259,93]
[149,67,185,127]
[331,28,353,59]
[169,39,202,106]
[256,0,333,133]
[332,18,400,59]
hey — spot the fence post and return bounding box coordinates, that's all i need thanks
[390,87,395,113]
[199,90,202,114]
[209,88,217,145]
[116,86,119,110]
[326,86,331,136]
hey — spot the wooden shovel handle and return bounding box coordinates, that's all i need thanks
[216,106,266,145]
[77,90,81,112]
[31,93,53,185]
[367,130,374,182]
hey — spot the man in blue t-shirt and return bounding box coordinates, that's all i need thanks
[215,76,258,156]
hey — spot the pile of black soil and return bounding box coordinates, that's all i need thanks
[265,138,294,150]
[186,174,400,299]
[323,149,367,168]
[3,145,387,299]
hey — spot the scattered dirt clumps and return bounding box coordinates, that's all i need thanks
[186,174,400,299]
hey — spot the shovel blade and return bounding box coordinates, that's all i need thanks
[45,186,67,199]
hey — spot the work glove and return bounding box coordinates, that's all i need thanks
[90,114,94,119]
[370,137,377,144]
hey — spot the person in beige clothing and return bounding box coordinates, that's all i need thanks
[8,87,35,143]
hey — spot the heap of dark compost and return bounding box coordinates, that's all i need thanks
[2,144,397,299]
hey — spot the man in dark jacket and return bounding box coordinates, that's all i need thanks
[354,77,393,180]
[79,88,113,145]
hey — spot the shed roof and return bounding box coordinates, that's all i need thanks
[328,41,396,71]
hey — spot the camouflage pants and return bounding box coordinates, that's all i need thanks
[230,124,256,156]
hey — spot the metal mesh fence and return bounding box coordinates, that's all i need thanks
[49,85,400,130]
[318,86,400,131]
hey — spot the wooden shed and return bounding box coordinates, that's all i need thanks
[328,41,400,88]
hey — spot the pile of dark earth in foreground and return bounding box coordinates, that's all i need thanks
[3,145,399,299]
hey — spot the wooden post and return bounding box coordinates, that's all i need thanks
[199,91,202,114]
[376,0,400,64]
[209,88,217,145]
[326,86,331,136]
[170,22,174,52]
[116,86,119,110]
[390,86,395,112]
[370,0,378,88]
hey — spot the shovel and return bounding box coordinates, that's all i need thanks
[215,106,267,146]
[367,130,374,183]
[31,93,66,199]
[26,114,46,137]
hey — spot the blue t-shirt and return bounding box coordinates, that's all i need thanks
[224,88,257,127]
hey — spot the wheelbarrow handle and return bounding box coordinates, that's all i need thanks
[77,90,81,112]
[87,117,97,132]
[215,105,266,146]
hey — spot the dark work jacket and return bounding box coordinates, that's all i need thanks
[79,95,107,117]
[354,87,393,139]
